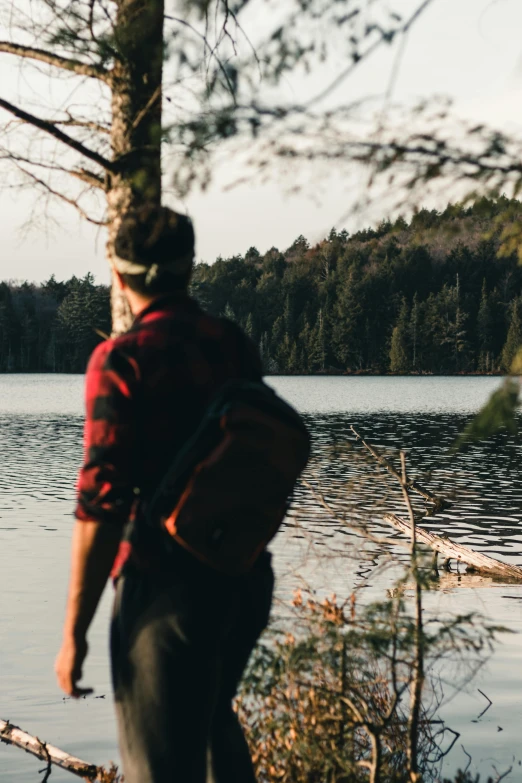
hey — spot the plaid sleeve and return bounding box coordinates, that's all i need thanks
[75,340,138,526]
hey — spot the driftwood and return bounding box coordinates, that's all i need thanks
[384,513,522,581]
[0,719,116,781]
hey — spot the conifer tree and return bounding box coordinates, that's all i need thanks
[284,294,295,338]
[245,313,255,340]
[5,197,522,375]
[222,302,236,321]
[0,283,18,372]
[270,316,285,360]
[452,273,468,372]
[287,341,299,374]
[276,332,291,372]
[410,293,420,371]
[501,298,522,372]
[477,279,493,372]
[299,319,312,373]
[331,265,363,371]
[309,309,327,372]
[389,298,410,373]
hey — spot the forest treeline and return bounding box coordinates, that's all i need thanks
[3,196,522,374]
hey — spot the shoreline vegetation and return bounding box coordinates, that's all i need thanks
[2,197,522,376]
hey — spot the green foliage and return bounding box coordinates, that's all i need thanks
[189,196,522,375]
[501,298,522,372]
[0,274,110,373]
[55,274,109,371]
[477,280,493,373]
[454,379,520,449]
[5,197,522,376]
[389,298,409,373]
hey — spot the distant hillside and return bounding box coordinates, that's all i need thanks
[2,196,522,374]
[192,196,522,374]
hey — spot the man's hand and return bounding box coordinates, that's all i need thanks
[56,520,121,697]
[55,635,93,698]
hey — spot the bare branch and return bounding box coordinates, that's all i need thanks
[165,15,237,103]
[71,168,106,189]
[0,150,106,189]
[350,426,447,510]
[52,118,110,134]
[131,85,162,131]
[0,41,111,82]
[305,0,435,108]
[0,97,115,173]
[14,162,108,226]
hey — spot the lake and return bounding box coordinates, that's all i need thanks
[1,375,522,781]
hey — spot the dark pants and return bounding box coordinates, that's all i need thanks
[110,549,274,783]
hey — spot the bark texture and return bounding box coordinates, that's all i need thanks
[108,0,165,335]
[0,719,99,779]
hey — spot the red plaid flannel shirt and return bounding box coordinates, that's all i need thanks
[75,293,262,575]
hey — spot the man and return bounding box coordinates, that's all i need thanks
[55,205,274,783]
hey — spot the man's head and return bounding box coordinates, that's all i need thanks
[113,204,195,297]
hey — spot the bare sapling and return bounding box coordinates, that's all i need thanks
[400,451,424,782]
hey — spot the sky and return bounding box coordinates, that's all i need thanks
[2,0,522,284]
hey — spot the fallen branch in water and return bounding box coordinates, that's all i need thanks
[350,426,449,512]
[0,719,120,781]
[350,427,522,581]
[383,513,522,581]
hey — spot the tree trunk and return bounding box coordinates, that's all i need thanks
[107,0,164,335]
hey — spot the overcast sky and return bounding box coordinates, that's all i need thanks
[2,0,522,284]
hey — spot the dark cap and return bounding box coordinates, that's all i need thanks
[113,205,195,279]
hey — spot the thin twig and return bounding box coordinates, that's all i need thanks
[300,477,406,549]
[461,744,472,774]
[37,738,52,783]
[476,688,493,719]
[350,426,448,511]
[305,0,434,108]
[131,86,162,131]
[492,765,513,783]
[13,163,108,225]
[399,453,424,783]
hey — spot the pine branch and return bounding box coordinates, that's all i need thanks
[0,97,115,173]
[0,41,111,82]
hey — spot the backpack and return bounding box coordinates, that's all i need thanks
[145,379,310,575]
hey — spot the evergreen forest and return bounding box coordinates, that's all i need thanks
[3,196,522,375]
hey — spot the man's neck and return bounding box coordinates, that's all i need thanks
[123,288,189,317]
[124,288,156,317]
